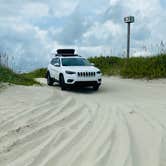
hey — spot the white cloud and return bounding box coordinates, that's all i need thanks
[50,0,78,17]
[110,0,121,6]
[21,2,49,18]
[132,50,152,57]
[84,20,122,39]
[0,20,52,71]
[0,0,166,71]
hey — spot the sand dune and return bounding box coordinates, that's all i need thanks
[0,77,166,166]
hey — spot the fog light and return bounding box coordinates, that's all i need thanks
[67,79,74,83]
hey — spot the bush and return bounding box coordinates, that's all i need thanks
[21,68,47,78]
[89,54,166,79]
[120,55,166,79]
[88,56,123,75]
[0,65,39,86]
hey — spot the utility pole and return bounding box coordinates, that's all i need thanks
[127,23,130,59]
[124,16,135,58]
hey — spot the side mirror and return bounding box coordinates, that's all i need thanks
[91,63,95,66]
[54,63,60,67]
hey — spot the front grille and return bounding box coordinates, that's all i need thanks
[77,72,96,77]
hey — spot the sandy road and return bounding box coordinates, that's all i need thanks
[0,77,166,166]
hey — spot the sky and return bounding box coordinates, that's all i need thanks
[0,0,166,71]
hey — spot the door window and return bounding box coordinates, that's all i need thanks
[51,58,60,66]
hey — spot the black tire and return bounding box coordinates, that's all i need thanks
[92,84,100,91]
[59,74,67,90]
[47,72,54,86]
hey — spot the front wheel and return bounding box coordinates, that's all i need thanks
[59,74,67,90]
[47,72,54,86]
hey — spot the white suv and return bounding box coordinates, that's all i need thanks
[46,49,102,90]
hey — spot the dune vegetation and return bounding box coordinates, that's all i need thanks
[21,68,47,79]
[1,53,166,87]
[89,54,166,79]
[0,65,39,86]
[20,54,166,80]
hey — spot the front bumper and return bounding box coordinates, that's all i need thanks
[64,72,102,85]
[69,81,101,87]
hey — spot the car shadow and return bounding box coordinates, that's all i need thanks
[52,83,97,94]
[68,87,97,94]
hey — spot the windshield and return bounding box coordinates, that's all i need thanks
[62,58,91,66]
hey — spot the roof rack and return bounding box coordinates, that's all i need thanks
[55,49,78,57]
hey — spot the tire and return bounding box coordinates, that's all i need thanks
[59,74,67,90]
[92,84,100,91]
[47,72,54,86]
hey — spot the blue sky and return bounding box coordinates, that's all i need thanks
[0,0,166,71]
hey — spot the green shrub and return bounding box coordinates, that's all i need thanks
[120,55,166,79]
[22,68,47,78]
[88,56,123,75]
[0,65,39,86]
[89,54,166,79]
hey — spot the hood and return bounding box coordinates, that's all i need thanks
[62,66,100,72]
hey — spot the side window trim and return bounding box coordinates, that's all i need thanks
[51,58,56,65]
[57,58,60,66]
[51,58,60,67]
[55,58,60,66]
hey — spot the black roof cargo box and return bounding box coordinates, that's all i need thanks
[56,49,78,57]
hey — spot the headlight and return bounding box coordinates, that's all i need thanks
[65,71,76,74]
[97,71,101,74]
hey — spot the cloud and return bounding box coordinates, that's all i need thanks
[21,2,49,18]
[82,21,123,47]
[0,0,166,71]
[133,25,151,41]
[0,21,51,72]
[48,0,78,18]
[54,10,89,45]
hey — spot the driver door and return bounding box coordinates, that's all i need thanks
[50,58,60,80]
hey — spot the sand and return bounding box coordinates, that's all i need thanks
[0,77,166,166]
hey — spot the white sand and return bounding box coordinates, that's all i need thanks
[0,77,166,166]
